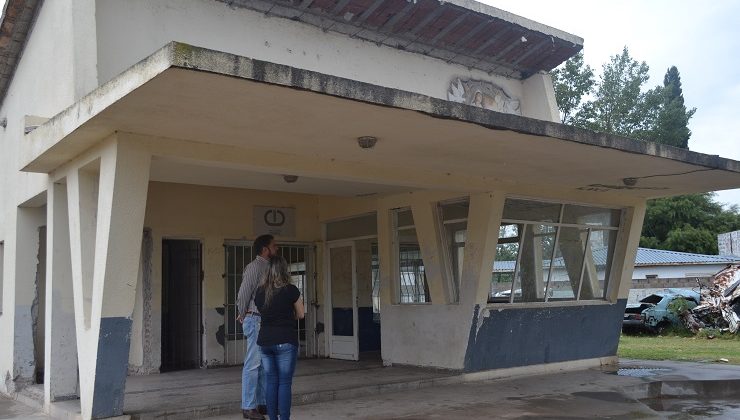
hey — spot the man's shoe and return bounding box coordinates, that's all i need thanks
[257,405,267,415]
[242,409,265,420]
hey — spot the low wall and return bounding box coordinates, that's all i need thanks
[463,300,627,372]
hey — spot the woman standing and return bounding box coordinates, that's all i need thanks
[255,256,305,420]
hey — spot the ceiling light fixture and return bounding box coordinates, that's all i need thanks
[283,175,299,183]
[357,136,378,149]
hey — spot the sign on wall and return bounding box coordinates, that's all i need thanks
[253,206,296,237]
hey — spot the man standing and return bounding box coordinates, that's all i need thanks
[237,234,278,420]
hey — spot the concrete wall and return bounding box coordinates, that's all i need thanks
[0,0,97,392]
[632,264,726,279]
[94,0,558,122]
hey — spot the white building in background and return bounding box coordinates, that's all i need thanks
[719,230,740,257]
[1,0,740,419]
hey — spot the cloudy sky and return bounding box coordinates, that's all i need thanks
[482,0,740,208]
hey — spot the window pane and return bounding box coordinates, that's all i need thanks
[326,213,378,241]
[371,244,380,319]
[396,222,431,303]
[490,243,518,302]
[513,224,557,303]
[579,229,618,299]
[443,222,466,301]
[562,205,621,227]
[439,200,469,221]
[547,227,589,301]
[396,209,415,229]
[330,245,354,336]
[439,200,469,304]
[499,223,519,239]
[502,199,561,223]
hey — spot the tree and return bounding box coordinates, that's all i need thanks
[574,47,661,139]
[652,66,697,148]
[551,50,740,254]
[550,51,594,124]
[640,193,740,254]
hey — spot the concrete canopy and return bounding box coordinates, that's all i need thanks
[22,42,740,199]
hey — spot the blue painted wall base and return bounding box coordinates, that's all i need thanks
[464,300,627,372]
[91,317,133,419]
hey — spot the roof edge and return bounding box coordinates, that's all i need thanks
[444,0,583,46]
[22,42,740,177]
[0,0,43,108]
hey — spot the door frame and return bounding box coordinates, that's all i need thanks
[325,241,359,361]
[161,237,203,371]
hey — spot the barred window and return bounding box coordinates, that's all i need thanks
[392,209,431,303]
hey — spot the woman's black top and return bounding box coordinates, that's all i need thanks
[255,284,301,347]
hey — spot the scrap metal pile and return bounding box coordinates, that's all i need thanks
[686,264,740,333]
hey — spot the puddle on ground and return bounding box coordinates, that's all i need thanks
[641,397,740,418]
[606,366,673,377]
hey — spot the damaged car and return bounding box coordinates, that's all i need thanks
[623,289,700,333]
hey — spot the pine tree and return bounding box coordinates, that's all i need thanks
[652,66,696,149]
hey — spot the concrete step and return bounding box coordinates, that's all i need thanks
[127,368,462,420]
[15,384,43,411]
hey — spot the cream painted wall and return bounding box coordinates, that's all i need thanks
[94,0,557,122]
[0,0,98,391]
[138,182,323,368]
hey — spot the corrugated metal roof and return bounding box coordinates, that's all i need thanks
[493,248,740,272]
[634,248,740,266]
[221,0,583,79]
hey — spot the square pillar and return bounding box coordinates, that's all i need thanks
[44,182,79,404]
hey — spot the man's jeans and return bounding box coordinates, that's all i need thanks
[242,315,265,410]
[260,343,298,420]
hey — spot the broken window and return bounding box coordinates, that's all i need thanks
[393,209,431,304]
[490,198,622,304]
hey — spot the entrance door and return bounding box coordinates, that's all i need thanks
[328,242,358,360]
[161,239,202,371]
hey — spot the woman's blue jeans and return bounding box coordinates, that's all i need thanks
[259,343,298,420]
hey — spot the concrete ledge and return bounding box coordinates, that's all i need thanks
[22,42,740,177]
[462,356,618,383]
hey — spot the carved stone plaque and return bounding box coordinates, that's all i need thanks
[447,78,521,115]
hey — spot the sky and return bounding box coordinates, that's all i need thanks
[482,0,740,208]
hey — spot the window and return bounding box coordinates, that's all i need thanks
[393,209,431,303]
[490,198,622,304]
[438,199,469,303]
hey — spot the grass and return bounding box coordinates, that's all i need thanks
[618,332,740,365]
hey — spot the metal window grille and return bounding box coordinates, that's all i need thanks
[399,245,430,303]
[223,242,312,365]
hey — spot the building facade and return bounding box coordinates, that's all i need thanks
[1,0,740,418]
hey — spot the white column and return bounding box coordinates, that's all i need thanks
[67,137,151,419]
[612,203,647,301]
[44,181,79,405]
[459,192,505,306]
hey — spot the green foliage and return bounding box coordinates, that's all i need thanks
[551,51,594,125]
[551,48,740,255]
[667,297,692,316]
[572,47,661,139]
[640,193,740,253]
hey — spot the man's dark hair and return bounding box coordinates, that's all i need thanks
[254,234,274,256]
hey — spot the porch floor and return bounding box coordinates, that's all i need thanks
[35,357,460,419]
